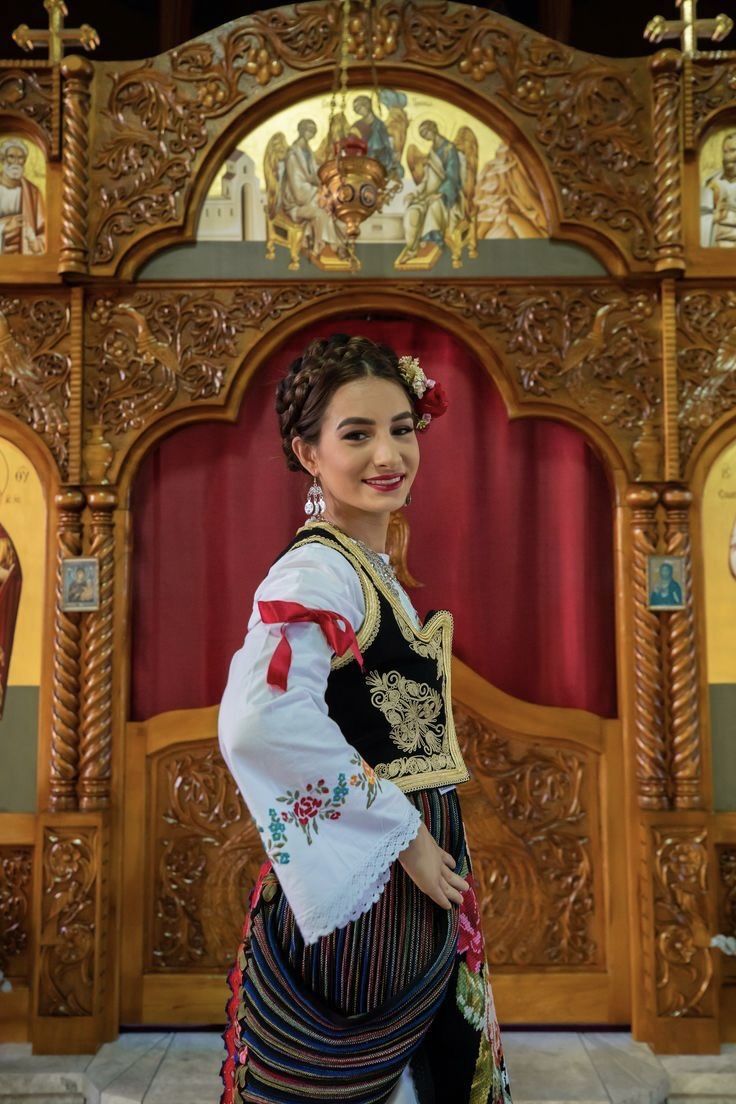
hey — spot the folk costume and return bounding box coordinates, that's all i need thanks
[218,519,513,1104]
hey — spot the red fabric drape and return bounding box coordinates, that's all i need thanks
[130,318,616,721]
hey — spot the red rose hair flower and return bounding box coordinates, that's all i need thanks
[398,354,449,432]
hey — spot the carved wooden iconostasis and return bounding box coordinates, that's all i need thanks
[0,0,735,1059]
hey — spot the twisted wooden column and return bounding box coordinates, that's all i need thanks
[650,50,684,273]
[78,490,116,811]
[663,488,703,810]
[50,490,86,812]
[627,487,668,809]
[60,55,93,274]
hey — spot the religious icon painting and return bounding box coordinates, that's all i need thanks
[61,557,100,612]
[699,126,736,248]
[0,134,46,256]
[647,555,686,611]
[195,86,547,277]
[0,437,45,814]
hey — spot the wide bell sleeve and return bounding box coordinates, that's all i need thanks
[218,541,422,945]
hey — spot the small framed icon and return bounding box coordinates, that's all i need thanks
[647,555,686,611]
[60,557,99,611]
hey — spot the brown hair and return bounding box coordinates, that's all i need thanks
[275,333,417,473]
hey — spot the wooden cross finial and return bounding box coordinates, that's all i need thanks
[645,0,733,57]
[12,1,99,66]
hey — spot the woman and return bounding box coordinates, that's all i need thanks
[219,334,512,1104]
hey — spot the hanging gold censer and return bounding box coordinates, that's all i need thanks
[318,0,393,262]
[318,133,386,242]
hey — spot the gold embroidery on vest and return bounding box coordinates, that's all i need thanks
[294,523,470,793]
[365,670,445,754]
[395,616,443,680]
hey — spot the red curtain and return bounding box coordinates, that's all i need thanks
[130,317,617,721]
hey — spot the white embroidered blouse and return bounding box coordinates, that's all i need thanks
[218,539,428,945]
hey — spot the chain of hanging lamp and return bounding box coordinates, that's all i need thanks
[318,0,394,266]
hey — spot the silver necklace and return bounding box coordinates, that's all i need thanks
[350,536,401,597]
[318,518,401,596]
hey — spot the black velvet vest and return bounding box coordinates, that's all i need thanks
[275,521,469,795]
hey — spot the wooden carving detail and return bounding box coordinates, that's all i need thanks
[50,490,85,812]
[0,846,33,982]
[0,63,57,149]
[626,487,668,809]
[412,283,660,470]
[690,59,736,146]
[78,490,116,811]
[0,296,71,479]
[150,742,262,969]
[677,290,736,466]
[717,846,736,983]
[400,4,654,261]
[455,707,600,968]
[650,51,684,271]
[38,826,96,1016]
[87,2,654,269]
[85,286,333,465]
[60,57,94,274]
[652,825,714,1018]
[90,21,286,266]
[663,489,703,810]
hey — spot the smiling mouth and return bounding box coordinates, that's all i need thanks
[363,475,405,491]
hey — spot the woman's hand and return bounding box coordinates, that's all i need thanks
[398,823,469,909]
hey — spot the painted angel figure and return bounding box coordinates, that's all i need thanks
[349,91,408,181]
[263,121,347,264]
[400,121,477,266]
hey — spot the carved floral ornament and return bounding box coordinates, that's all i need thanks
[84,282,660,481]
[0,65,57,152]
[0,295,70,478]
[690,58,736,144]
[454,707,599,969]
[677,289,736,467]
[86,0,655,272]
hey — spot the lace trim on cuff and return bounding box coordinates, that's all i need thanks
[298,804,422,945]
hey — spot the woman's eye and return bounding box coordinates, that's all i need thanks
[342,426,412,439]
[342,426,414,441]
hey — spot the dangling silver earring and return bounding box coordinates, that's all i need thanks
[304,476,326,520]
[405,491,412,506]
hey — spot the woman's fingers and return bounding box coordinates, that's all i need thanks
[446,870,470,893]
[441,850,456,868]
[431,883,453,910]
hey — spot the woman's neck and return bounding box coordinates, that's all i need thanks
[320,510,389,555]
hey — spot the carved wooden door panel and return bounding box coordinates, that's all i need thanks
[120,661,629,1026]
[121,706,260,1025]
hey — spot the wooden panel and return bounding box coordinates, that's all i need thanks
[122,660,630,1027]
[0,813,35,1042]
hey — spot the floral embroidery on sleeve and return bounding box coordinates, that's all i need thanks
[256,753,381,856]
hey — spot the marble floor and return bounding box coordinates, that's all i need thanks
[0,1031,734,1104]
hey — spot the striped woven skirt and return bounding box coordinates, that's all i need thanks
[220,788,513,1104]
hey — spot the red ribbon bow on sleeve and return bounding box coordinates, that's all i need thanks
[258,599,364,692]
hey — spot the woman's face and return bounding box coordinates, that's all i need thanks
[295,375,420,519]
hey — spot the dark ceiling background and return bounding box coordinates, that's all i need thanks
[0,0,733,63]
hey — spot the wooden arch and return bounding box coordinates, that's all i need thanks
[115,285,630,502]
[112,66,610,279]
[82,2,657,278]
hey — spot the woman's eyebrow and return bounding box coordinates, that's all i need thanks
[336,411,414,429]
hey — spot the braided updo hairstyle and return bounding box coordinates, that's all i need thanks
[276,334,418,473]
